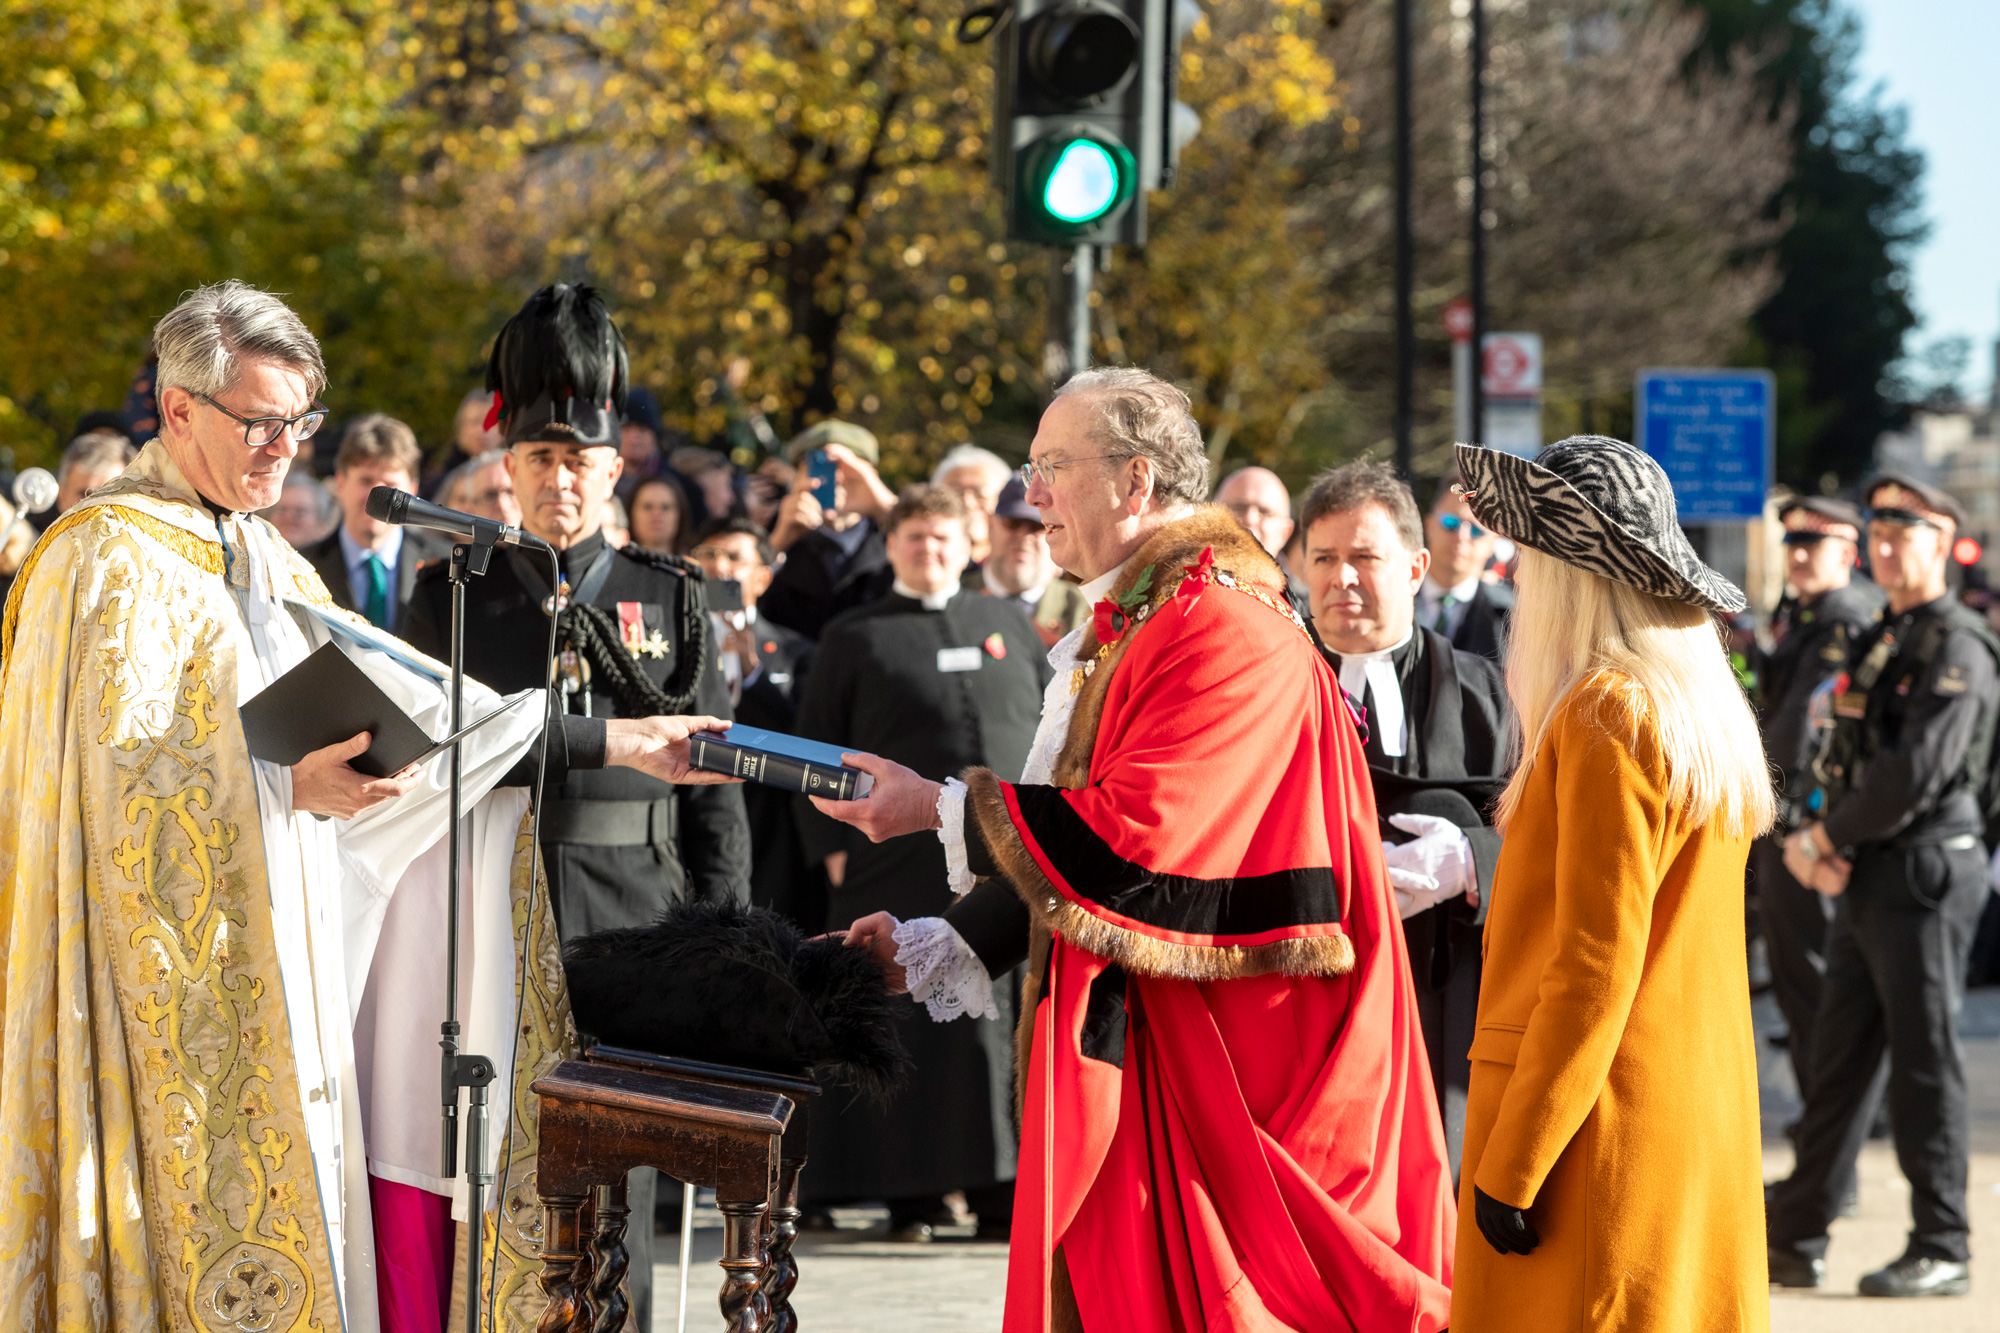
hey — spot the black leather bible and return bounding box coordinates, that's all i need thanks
[240,641,513,778]
[688,724,875,799]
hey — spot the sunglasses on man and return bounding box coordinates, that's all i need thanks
[1437,513,1488,539]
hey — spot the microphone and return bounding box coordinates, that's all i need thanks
[366,487,552,551]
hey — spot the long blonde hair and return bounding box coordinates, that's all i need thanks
[1495,547,1776,839]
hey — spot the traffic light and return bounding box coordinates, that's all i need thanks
[994,0,1203,247]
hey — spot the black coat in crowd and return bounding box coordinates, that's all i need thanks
[760,520,893,640]
[792,588,1051,1206]
[300,524,452,636]
[1321,625,1509,1175]
[1444,579,1513,662]
[1749,576,1883,1087]
[730,614,824,930]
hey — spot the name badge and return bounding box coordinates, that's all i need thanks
[936,646,984,673]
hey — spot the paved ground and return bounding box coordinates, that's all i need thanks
[649,990,2000,1331]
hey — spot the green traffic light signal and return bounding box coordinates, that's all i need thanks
[1022,131,1135,241]
[1044,140,1121,222]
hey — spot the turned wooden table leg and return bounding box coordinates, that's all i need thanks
[536,1192,593,1333]
[761,1159,804,1333]
[718,1199,770,1332]
[590,1180,631,1333]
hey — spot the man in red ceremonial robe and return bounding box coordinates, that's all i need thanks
[818,367,1455,1331]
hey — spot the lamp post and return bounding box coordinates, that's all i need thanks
[1393,0,1415,476]
[1468,0,1488,447]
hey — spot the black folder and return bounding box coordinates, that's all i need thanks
[240,641,514,778]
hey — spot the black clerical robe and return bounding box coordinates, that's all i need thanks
[793,588,1050,1204]
[1324,625,1509,1174]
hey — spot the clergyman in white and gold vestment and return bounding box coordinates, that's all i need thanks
[0,282,731,1333]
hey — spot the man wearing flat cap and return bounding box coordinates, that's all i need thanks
[1752,496,1882,1098]
[1768,472,1997,1298]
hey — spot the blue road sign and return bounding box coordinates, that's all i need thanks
[1634,369,1776,522]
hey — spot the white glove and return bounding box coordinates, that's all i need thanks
[1383,813,1476,920]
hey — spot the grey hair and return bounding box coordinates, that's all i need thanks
[153,280,327,401]
[59,431,137,483]
[931,444,1011,489]
[280,469,336,522]
[439,449,511,509]
[1052,367,1208,507]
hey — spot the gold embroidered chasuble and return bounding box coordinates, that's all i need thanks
[0,446,355,1331]
[0,443,575,1333]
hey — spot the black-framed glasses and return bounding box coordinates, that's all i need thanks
[193,391,329,447]
[1438,513,1488,539]
[1018,453,1135,489]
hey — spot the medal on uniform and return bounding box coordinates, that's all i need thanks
[618,601,670,659]
[543,576,573,618]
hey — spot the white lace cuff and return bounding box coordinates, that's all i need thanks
[893,916,997,1023]
[937,777,974,897]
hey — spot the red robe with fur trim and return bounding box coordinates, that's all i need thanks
[961,510,1454,1333]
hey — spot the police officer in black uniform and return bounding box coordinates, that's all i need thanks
[1767,474,1995,1298]
[1753,497,1882,1092]
[404,284,751,1331]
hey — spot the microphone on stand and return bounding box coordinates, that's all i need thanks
[365,486,553,551]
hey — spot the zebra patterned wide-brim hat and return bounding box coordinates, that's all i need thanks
[1453,436,1746,614]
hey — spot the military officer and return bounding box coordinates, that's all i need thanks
[1767,474,1996,1299]
[403,284,750,1332]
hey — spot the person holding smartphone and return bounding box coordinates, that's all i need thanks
[759,420,902,639]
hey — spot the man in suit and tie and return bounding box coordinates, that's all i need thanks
[1417,467,1513,661]
[299,413,449,633]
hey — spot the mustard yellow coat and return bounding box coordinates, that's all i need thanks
[1453,674,1768,1333]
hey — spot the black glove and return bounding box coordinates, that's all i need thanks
[1473,1185,1540,1256]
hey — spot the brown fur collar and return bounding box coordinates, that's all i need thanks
[1052,505,1286,789]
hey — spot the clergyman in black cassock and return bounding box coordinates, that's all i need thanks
[1321,624,1508,1174]
[793,553,1050,1231]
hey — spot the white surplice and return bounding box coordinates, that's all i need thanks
[216,511,546,1326]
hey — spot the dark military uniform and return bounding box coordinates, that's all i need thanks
[1320,626,1509,1175]
[404,529,751,1333]
[405,531,752,933]
[1752,576,1883,1086]
[1768,592,1997,1275]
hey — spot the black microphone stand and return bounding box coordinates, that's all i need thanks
[441,528,500,1333]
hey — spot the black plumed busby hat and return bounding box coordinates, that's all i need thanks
[485,283,628,448]
[563,899,910,1101]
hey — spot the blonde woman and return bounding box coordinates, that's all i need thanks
[1448,436,1777,1333]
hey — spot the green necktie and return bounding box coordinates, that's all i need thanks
[1437,591,1459,631]
[364,552,391,629]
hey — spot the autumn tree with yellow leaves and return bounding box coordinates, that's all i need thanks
[3,0,1789,492]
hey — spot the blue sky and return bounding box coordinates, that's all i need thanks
[1845,0,1999,403]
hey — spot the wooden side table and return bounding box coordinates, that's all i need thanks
[531,1049,820,1333]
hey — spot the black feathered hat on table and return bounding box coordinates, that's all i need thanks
[563,899,910,1101]
[1453,435,1746,613]
[484,283,628,448]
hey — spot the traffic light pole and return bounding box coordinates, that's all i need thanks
[1468,0,1488,447]
[1070,244,1094,378]
[1392,0,1414,477]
